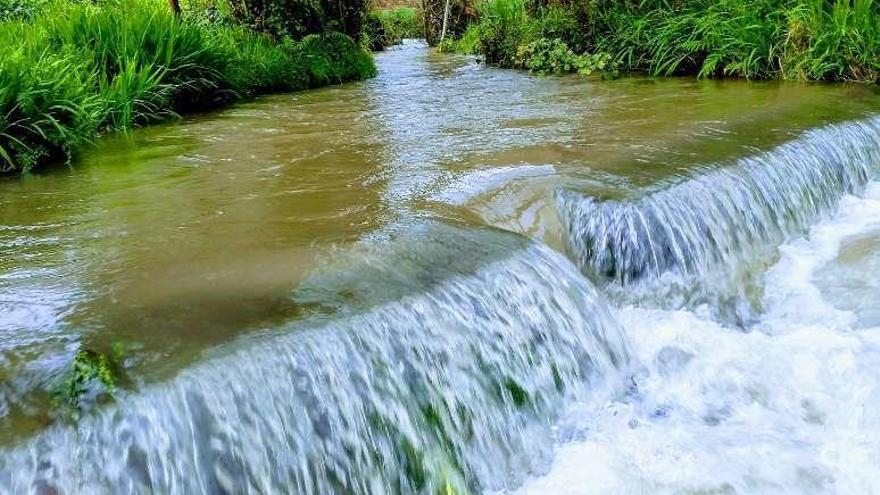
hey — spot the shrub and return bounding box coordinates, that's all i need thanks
[596,0,786,79]
[522,5,587,53]
[0,0,48,20]
[472,0,527,64]
[299,31,378,86]
[444,0,606,71]
[514,37,607,74]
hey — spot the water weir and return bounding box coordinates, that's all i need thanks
[558,117,880,286]
[0,223,629,495]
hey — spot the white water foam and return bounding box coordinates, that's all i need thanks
[519,183,880,494]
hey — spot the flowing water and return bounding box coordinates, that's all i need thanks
[1,40,880,493]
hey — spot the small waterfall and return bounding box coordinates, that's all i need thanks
[558,117,880,290]
[0,223,629,495]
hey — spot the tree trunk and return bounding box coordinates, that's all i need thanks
[439,0,451,42]
[168,0,181,16]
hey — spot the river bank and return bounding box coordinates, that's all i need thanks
[440,0,880,82]
[0,0,375,174]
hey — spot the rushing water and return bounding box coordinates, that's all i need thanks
[558,117,880,323]
[2,40,880,493]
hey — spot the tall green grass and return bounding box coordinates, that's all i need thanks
[446,0,880,83]
[780,0,879,81]
[0,0,376,173]
[597,0,879,81]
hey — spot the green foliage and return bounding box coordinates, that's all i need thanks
[181,0,238,26]
[473,0,526,64]
[597,0,788,79]
[0,0,48,20]
[231,0,367,40]
[515,37,607,74]
[0,0,376,173]
[442,0,606,74]
[449,23,482,54]
[780,0,879,82]
[52,349,117,414]
[299,31,378,86]
[363,7,425,51]
[445,0,880,83]
[0,0,46,21]
[522,5,589,53]
[423,0,474,45]
[597,0,879,81]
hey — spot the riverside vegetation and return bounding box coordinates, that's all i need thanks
[0,0,376,174]
[363,6,425,50]
[439,0,880,81]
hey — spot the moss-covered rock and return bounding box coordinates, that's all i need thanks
[52,349,118,417]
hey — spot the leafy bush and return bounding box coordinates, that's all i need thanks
[515,37,607,74]
[443,0,606,72]
[452,23,482,54]
[181,0,239,26]
[0,0,48,20]
[299,31,378,86]
[462,0,525,64]
[522,5,588,53]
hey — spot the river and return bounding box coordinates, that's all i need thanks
[1,40,880,493]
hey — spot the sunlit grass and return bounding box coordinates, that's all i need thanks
[0,0,376,173]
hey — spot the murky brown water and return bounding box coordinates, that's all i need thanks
[1,40,879,444]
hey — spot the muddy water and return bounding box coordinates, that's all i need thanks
[1,41,880,493]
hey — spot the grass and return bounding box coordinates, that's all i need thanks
[442,0,880,82]
[0,0,376,173]
[363,6,425,50]
[596,0,879,81]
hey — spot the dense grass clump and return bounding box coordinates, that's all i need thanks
[363,7,425,50]
[0,0,375,173]
[597,0,879,81]
[443,0,880,83]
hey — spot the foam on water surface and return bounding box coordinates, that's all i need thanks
[520,183,880,495]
